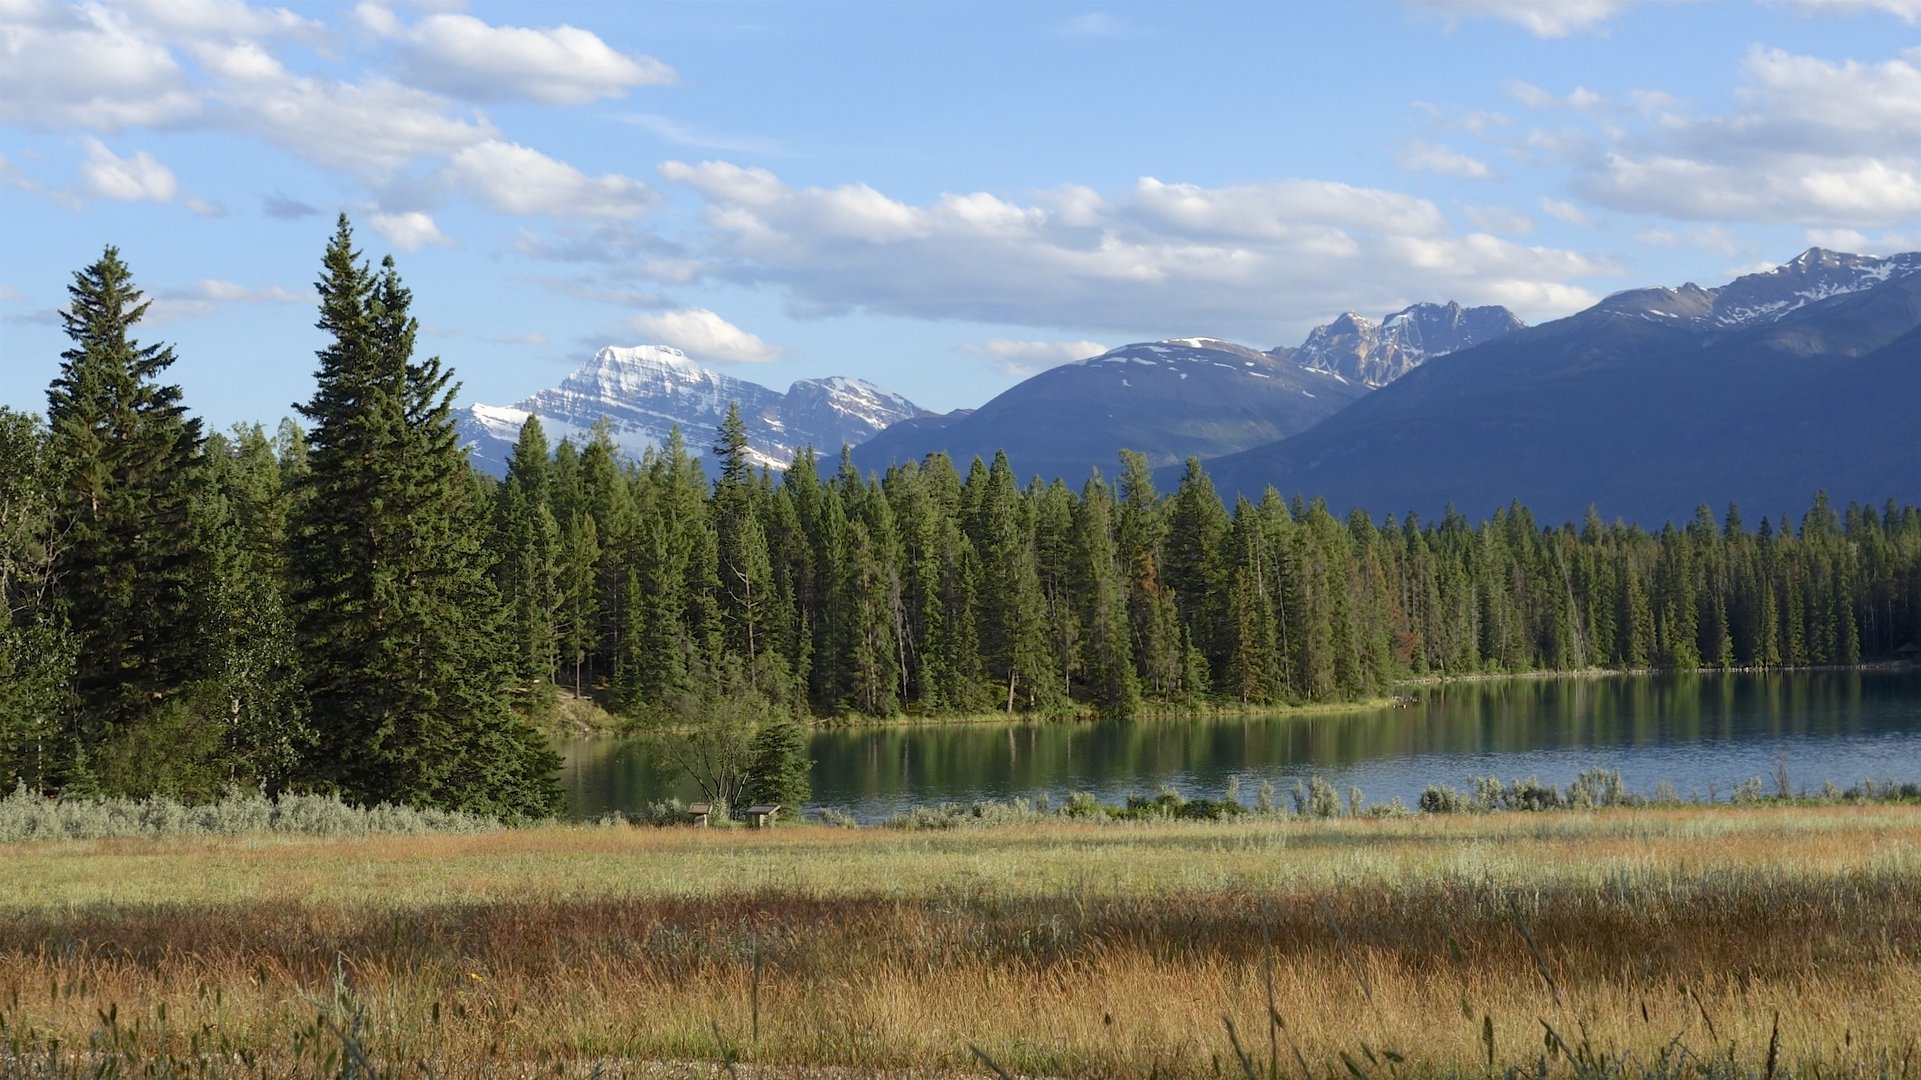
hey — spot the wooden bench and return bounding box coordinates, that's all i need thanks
[744,804,780,829]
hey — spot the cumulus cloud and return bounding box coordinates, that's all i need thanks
[960,338,1110,377]
[658,160,1620,340]
[1397,141,1498,180]
[1513,44,1921,228]
[80,138,177,201]
[1406,0,1651,37]
[369,8,676,105]
[0,3,199,130]
[444,140,658,219]
[628,307,779,362]
[219,74,495,177]
[370,210,454,251]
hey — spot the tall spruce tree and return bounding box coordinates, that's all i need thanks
[45,248,213,795]
[291,216,559,816]
[495,417,562,708]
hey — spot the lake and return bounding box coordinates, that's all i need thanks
[560,668,1921,821]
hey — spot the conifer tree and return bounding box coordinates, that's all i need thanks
[1073,474,1139,718]
[495,417,561,707]
[45,248,212,794]
[291,216,559,816]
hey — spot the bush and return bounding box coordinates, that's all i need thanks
[1418,784,1475,814]
[0,785,499,842]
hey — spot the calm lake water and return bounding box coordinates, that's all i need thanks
[560,669,1921,821]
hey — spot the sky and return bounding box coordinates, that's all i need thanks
[3,0,1921,431]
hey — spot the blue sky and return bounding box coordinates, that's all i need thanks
[4,0,1920,430]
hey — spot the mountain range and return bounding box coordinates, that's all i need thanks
[459,345,927,475]
[1194,248,1921,524]
[460,247,1919,526]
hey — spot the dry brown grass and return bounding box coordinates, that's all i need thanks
[4,806,1920,1077]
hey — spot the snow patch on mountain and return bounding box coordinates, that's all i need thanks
[459,345,927,476]
[1597,248,1921,330]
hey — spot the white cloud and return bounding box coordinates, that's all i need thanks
[1505,81,1609,110]
[444,140,658,219]
[146,277,309,323]
[659,161,1621,340]
[1524,46,1921,229]
[115,0,323,42]
[1407,0,1650,37]
[80,138,177,201]
[369,210,454,251]
[1634,225,1750,258]
[221,74,495,177]
[377,10,676,105]
[1804,226,1921,253]
[0,284,24,303]
[1397,141,1498,180]
[628,307,779,363]
[186,196,225,217]
[188,39,287,83]
[1773,0,1921,21]
[1463,204,1536,235]
[0,4,199,130]
[1538,197,1597,228]
[961,338,1109,377]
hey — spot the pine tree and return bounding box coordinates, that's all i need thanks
[495,417,561,708]
[713,404,777,694]
[291,216,559,816]
[44,247,213,795]
[1073,474,1139,718]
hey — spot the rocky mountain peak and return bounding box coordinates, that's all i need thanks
[459,345,926,476]
[1288,301,1523,387]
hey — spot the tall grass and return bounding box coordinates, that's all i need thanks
[3,806,1920,1075]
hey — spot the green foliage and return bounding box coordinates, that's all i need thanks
[742,716,813,810]
[44,248,210,791]
[289,216,560,818]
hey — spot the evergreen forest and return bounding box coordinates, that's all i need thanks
[3,218,1919,815]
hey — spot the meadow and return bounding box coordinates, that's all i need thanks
[3,806,1919,1078]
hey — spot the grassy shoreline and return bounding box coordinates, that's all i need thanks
[4,805,1919,1076]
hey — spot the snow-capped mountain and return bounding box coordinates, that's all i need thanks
[1194,248,1921,526]
[1279,301,1526,387]
[853,337,1366,482]
[460,345,928,476]
[1596,248,1921,330]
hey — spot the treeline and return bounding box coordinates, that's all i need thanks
[506,429,1919,725]
[4,220,1919,815]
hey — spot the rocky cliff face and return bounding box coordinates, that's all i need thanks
[1282,301,1525,387]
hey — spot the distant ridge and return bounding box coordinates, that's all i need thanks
[459,345,926,475]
